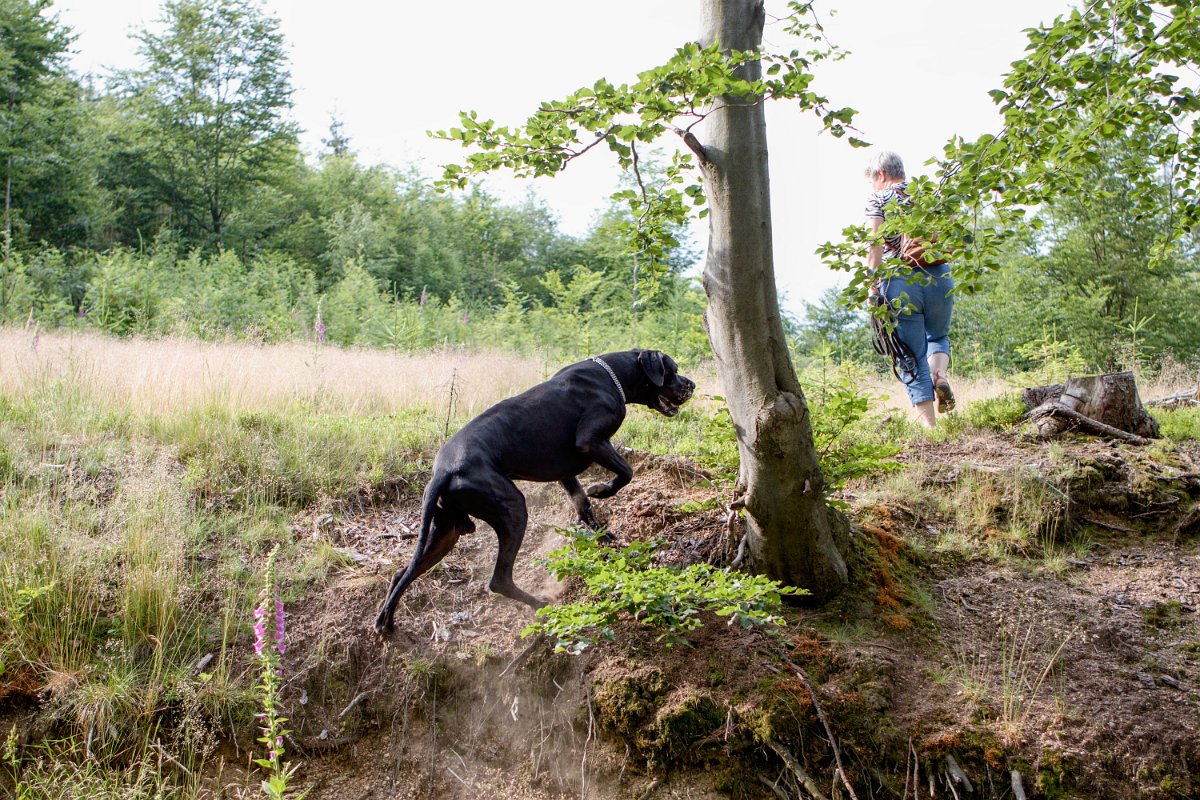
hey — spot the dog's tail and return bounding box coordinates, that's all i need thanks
[408,470,450,575]
[375,470,452,632]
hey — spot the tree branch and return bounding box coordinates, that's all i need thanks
[672,126,710,166]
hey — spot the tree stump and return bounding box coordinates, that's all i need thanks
[1023,371,1160,442]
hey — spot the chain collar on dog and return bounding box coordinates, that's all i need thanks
[588,356,626,404]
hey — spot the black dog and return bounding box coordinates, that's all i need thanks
[374,349,695,634]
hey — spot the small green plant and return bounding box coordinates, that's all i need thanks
[1155,406,1200,442]
[803,366,902,502]
[3,726,30,800]
[690,398,740,481]
[252,545,308,800]
[998,618,1075,743]
[1014,327,1090,386]
[963,392,1027,430]
[524,530,804,653]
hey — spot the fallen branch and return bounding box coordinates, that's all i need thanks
[499,633,546,678]
[765,739,829,800]
[1011,769,1028,800]
[1146,387,1199,407]
[784,658,860,800]
[1031,403,1152,445]
[945,754,974,793]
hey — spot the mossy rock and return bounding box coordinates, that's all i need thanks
[741,677,812,746]
[637,691,725,766]
[1034,748,1078,799]
[591,666,668,740]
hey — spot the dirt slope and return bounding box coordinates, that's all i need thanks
[245,439,1199,800]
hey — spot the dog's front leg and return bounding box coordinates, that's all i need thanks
[560,477,615,543]
[580,440,633,500]
[559,477,600,527]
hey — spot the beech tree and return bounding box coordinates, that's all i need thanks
[436,0,857,600]
[117,0,297,248]
[0,0,74,258]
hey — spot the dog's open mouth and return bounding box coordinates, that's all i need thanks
[655,395,683,416]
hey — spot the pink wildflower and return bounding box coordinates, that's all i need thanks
[253,602,268,655]
[315,313,326,344]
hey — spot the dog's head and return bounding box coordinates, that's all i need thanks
[633,349,695,417]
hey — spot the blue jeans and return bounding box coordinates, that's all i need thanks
[883,265,954,405]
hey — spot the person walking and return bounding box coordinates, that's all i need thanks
[864,150,955,428]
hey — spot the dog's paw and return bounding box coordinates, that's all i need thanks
[372,615,393,636]
[585,482,616,499]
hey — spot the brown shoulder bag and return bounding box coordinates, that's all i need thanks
[900,232,948,268]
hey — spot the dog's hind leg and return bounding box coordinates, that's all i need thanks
[473,480,546,610]
[374,509,470,633]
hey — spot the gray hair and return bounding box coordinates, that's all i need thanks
[864,150,906,181]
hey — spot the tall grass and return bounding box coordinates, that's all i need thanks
[0,328,727,793]
[0,329,557,794]
[0,328,548,418]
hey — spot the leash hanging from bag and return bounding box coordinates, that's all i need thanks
[869,291,919,386]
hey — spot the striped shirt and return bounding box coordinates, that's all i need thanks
[865,181,910,260]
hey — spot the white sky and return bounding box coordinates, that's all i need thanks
[53,0,1073,314]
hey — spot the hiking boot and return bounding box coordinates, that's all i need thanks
[934,377,956,414]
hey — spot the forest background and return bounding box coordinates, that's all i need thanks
[3,0,1200,377]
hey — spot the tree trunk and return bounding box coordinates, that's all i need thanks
[4,95,12,262]
[3,158,10,263]
[1024,371,1160,440]
[696,0,848,601]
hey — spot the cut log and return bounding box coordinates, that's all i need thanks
[1146,384,1200,409]
[1024,372,1160,441]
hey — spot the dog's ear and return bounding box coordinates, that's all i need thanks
[638,350,667,388]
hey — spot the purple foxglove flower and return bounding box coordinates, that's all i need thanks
[253,619,266,655]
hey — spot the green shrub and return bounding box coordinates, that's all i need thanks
[801,366,903,500]
[964,392,1027,430]
[525,530,804,653]
[1155,407,1200,442]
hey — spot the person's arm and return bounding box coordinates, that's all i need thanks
[866,215,883,295]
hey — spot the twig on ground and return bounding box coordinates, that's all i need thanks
[499,634,546,678]
[636,777,663,800]
[1011,769,1028,800]
[338,690,373,718]
[766,739,829,800]
[785,658,860,800]
[581,689,596,800]
[150,743,193,776]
